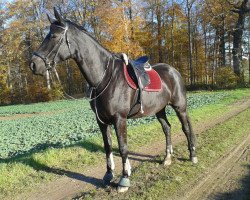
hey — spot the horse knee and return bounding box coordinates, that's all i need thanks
[119,144,128,158]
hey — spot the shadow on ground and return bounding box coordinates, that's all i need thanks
[211,164,250,200]
[0,140,108,188]
[0,139,160,188]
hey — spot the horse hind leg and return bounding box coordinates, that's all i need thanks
[173,105,198,164]
[156,109,173,166]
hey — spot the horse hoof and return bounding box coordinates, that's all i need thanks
[118,177,130,187]
[191,157,198,164]
[117,186,129,193]
[117,176,130,192]
[103,171,114,185]
[163,158,172,166]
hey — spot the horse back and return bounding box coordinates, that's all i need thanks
[152,63,187,105]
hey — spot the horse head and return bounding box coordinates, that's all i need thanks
[30,8,73,76]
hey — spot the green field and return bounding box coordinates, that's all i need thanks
[0,92,229,159]
[0,89,249,199]
[0,91,228,159]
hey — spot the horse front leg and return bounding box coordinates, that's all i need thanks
[97,121,115,185]
[114,115,131,192]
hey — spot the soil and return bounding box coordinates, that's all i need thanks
[16,97,250,200]
[180,134,250,200]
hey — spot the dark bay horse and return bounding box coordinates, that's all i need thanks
[30,8,197,192]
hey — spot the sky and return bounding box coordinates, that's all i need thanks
[1,0,13,3]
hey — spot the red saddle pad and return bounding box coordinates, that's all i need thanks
[123,64,162,92]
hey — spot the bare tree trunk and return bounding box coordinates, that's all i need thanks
[249,51,250,84]
[233,18,244,76]
[195,36,199,83]
[171,0,175,66]
[203,25,208,84]
[149,6,154,61]
[249,28,250,84]
[212,34,218,85]
[120,0,132,56]
[208,28,212,84]
[232,0,250,77]
[128,0,134,40]
[156,0,163,62]
[7,61,12,89]
[186,0,194,85]
[228,31,232,66]
[218,16,226,66]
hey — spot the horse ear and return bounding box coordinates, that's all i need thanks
[54,7,65,25]
[46,13,56,24]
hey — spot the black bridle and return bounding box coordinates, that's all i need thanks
[33,24,71,71]
[32,22,115,110]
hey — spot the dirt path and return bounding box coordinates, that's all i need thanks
[181,134,250,200]
[17,98,250,200]
[0,110,66,120]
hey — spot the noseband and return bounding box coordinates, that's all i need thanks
[33,24,71,71]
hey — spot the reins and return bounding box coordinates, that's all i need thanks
[33,23,78,100]
[89,58,115,125]
[89,57,113,102]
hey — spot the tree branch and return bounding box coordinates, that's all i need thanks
[225,0,241,9]
[231,9,241,13]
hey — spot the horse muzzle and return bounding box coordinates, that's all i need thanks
[30,56,47,76]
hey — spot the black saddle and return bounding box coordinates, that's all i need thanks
[133,56,150,68]
[129,56,151,88]
[126,55,151,115]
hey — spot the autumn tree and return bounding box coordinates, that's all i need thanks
[0,0,249,105]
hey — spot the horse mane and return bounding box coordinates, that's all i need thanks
[65,20,114,56]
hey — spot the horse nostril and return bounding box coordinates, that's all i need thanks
[30,62,36,72]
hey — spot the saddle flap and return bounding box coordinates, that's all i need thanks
[123,64,162,92]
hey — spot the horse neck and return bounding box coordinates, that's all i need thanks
[72,30,112,87]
